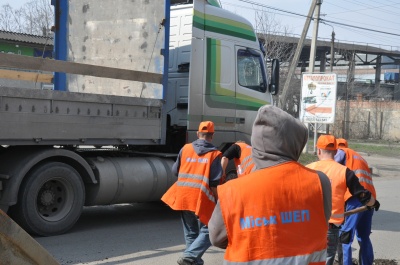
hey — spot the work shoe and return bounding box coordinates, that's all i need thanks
[177,257,197,265]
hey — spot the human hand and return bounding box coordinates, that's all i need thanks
[367,200,380,211]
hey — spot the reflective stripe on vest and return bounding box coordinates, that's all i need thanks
[353,169,372,178]
[234,142,255,177]
[331,213,344,219]
[358,177,374,186]
[341,148,377,200]
[353,169,374,187]
[223,249,326,265]
[177,173,216,203]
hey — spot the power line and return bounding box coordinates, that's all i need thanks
[321,19,400,37]
[345,0,400,16]
[221,0,400,49]
[238,0,308,19]
[327,24,399,49]
[328,3,400,16]
[325,1,400,27]
[237,0,400,38]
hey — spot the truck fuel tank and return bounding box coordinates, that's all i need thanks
[85,157,176,205]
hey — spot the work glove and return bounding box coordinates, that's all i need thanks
[367,200,380,211]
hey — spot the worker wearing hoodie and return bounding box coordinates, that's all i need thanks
[162,121,222,265]
[208,105,332,265]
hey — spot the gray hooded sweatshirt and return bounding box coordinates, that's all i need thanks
[208,105,332,249]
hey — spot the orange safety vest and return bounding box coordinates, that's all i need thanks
[218,161,327,265]
[161,143,221,225]
[307,160,347,225]
[340,148,377,201]
[234,142,255,177]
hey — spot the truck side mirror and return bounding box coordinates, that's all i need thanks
[269,59,279,95]
[259,82,267,93]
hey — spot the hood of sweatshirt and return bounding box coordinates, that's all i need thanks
[251,105,308,169]
[192,139,218,156]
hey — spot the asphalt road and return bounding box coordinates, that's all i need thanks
[35,202,225,264]
[34,153,400,265]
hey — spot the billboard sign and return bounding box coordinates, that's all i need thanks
[300,73,337,124]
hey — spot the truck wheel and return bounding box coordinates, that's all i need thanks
[11,162,85,236]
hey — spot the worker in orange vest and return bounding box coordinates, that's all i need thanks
[209,105,332,265]
[220,141,256,181]
[161,121,223,265]
[306,135,377,265]
[334,138,379,265]
[337,138,348,148]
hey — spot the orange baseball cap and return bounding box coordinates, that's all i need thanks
[198,121,214,133]
[316,135,337,150]
[337,138,348,148]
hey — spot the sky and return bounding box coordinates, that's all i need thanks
[1,0,24,9]
[4,0,400,51]
[220,0,400,51]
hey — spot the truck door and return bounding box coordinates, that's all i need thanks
[235,46,270,141]
[187,0,273,144]
[187,1,237,144]
[188,37,237,144]
[202,38,236,143]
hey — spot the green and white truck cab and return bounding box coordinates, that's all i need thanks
[169,0,278,147]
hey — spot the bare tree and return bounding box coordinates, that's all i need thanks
[21,0,53,35]
[255,12,295,64]
[0,0,53,36]
[254,11,298,115]
[0,4,25,32]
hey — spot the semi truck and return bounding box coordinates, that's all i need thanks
[0,0,279,236]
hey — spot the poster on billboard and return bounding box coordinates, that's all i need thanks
[300,73,337,124]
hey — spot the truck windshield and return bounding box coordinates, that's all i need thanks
[237,49,267,92]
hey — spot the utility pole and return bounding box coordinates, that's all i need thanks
[375,55,382,97]
[278,0,318,109]
[344,52,355,139]
[326,29,334,134]
[309,0,322,154]
[309,0,322,73]
[330,30,335,72]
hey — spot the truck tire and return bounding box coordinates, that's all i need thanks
[10,162,85,236]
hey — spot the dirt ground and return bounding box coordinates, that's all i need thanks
[333,257,399,264]
[372,260,398,265]
[348,259,398,265]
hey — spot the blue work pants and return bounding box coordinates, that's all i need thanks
[180,210,211,265]
[340,196,374,265]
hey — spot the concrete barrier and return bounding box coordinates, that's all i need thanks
[0,210,59,265]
